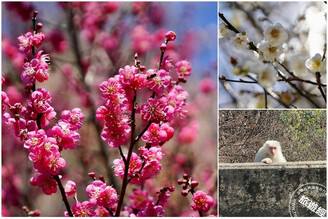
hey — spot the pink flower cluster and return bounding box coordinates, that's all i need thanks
[191,191,214,214]
[25,108,84,194]
[21,51,50,85]
[127,186,174,216]
[66,179,118,217]
[142,123,174,146]
[70,2,120,42]
[18,32,45,53]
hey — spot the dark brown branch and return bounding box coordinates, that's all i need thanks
[53,175,73,217]
[66,5,118,189]
[118,146,127,165]
[115,92,137,217]
[219,77,257,83]
[315,72,326,103]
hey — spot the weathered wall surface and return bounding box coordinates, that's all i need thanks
[219,161,326,217]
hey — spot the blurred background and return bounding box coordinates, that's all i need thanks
[219,110,326,163]
[2,2,217,216]
[219,2,327,108]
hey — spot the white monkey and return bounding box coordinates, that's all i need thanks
[254,140,287,164]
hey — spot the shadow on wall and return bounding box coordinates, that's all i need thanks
[219,161,327,216]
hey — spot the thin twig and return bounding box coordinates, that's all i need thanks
[53,175,73,217]
[115,92,137,217]
[118,146,127,165]
[315,72,326,103]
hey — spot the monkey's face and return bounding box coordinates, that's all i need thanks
[268,146,277,156]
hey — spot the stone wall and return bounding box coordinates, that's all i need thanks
[219,161,326,216]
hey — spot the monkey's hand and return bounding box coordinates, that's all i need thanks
[261,158,273,164]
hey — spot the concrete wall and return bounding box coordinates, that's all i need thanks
[219,161,326,216]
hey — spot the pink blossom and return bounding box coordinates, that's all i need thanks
[97,186,118,209]
[103,2,120,13]
[22,51,50,84]
[24,129,47,149]
[95,206,111,217]
[101,125,128,148]
[18,32,33,53]
[64,180,76,197]
[86,180,106,204]
[48,30,68,52]
[199,78,215,94]
[161,123,174,141]
[43,152,66,175]
[131,25,153,55]
[99,77,123,99]
[138,147,163,180]
[113,152,142,184]
[142,123,168,146]
[2,37,25,68]
[129,189,150,210]
[48,121,80,150]
[60,108,85,131]
[21,60,37,85]
[5,86,23,105]
[137,201,164,217]
[175,60,192,79]
[31,32,45,48]
[191,191,214,213]
[178,121,199,144]
[138,147,163,163]
[140,98,174,124]
[39,108,56,128]
[8,118,38,141]
[2,91,9,112]
[147,69,171,93]
[72,201,96,217]
[119,65,138,85]
[30,88,52,114]
[30,172,57,195]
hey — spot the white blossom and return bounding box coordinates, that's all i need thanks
[289,55,308,78]
[230,33,249,50]
[219,23,230,38]
[258,40,284,62]
[305,53,326,74]
[253,63,277,90]
[264,23,288,46]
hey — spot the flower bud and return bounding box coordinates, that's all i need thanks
[36,23,43,30]
[191,181,199,188]
[160,43,167,51]
[181,190,189,196]
[165,31,176,41]
[33,11,38,18]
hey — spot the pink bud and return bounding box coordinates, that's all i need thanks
[181,190,189,196]
[169,186,175,192]
[33,11,38,18]
[191,181,199,188]
[165,31,176,41]
[160,43,167,51]
[36,23,43,30]
[88,172,96,179]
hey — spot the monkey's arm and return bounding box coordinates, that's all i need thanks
[261,158,273,164]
